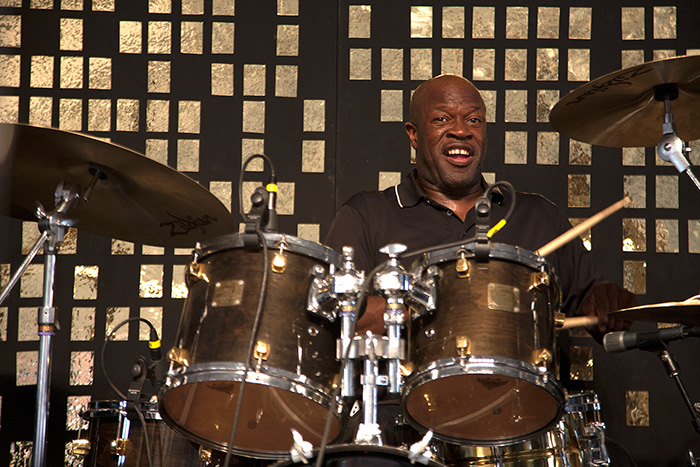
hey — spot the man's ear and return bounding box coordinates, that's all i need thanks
[405,122,418,150]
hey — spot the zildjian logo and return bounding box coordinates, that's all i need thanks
[567,64,653,105]
[160,212,218,237]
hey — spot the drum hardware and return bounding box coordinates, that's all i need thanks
[456,249,470,277]
[565,392,610,466]
[199,446,213,462]
[271,241,288,273]
[290,428,314,464]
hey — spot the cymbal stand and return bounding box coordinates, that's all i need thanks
[653,345,700,435]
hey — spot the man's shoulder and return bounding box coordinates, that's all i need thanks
[342,187,398,212]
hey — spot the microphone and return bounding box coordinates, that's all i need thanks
[603,325,699,353]
[474,194,491,261]
[148,328,167,389]
[266,175,278,232]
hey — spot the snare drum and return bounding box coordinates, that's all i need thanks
[159,233,343,459]
[403,242,564,445]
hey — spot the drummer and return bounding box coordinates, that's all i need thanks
[324,73,636,340]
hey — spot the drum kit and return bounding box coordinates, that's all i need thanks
[1,54,699,467]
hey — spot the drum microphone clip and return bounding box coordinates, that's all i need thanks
[244,186,271,249]
[475,194,491,262]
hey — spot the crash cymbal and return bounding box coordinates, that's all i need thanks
[608,296,700,326]
[0,123,237,247]
[549,55,700,148]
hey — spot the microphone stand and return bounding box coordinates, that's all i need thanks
[652,344,700,435]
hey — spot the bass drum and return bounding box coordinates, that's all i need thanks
[269,444,447,467]
[159,233,344,459]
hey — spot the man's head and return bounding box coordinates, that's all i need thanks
[405,74,487,198]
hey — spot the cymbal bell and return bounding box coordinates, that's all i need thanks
[608,296,700,326]
[549,55,700,148]
[0,123,237,247]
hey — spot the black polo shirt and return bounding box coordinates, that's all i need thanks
[324,170,600,316]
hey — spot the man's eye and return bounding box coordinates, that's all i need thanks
[434,116,448,122]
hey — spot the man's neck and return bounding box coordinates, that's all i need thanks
[416,179,483,221]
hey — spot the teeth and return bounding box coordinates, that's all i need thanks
[447,148,470,156]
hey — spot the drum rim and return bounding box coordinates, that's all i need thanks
[268,443,447,466]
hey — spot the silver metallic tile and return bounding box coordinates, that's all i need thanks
[212,22,234,54]
[181,21,203,54]
[0,95,19,123]
[569,345,593,381]
[537,7,559,39]
[60,18,83,51]
[569,218,592,251]
[20,264,43,298]
[277,0,298,16]
[275,64,297,97]
[348,5,371,39]
[69,350,94,385]
[148,21,172,54]
[16,350,38,386]
[480,90,496,123]
[30,55,53,88]
[621,50,645,68]
[59,98,82,130]
[105,306,129,340]
[66,395,90,430]
[656,175,678,209]
[213,0,235,16]
[624,175,646,208]
[622,218,646,252]
[472,48,495,81]
[567,49,590,81]
[89,57,112,90]
[381,48,402,81]
[172,264,187,299]
[536,48,559,81]
[119,20,142,54]
[653,6,676,39]
[504,89,527,123]
[139,306,163,340]
[442,6,464,39]
[177,139,199,172]
[472,6,495,39]
[146,99,170,132]
[441,49,462,76]
[302,140,325,173]
[297,224,320,244]
[626,390,649,426]
[504,49,527,81]
[0,307,7,341]
[504,131,527,164]
[242,101,265,133]
[381,90,403,122]
[146,139,168,165]
[178,100,201,133]
[73,265,99,300]
[0,15,21,48]
[70,307,95,341]
[29,96,52,127]
[149,0,170,14]
[276,24,299,56]
[623,260,646,294]
[506,6,528,40]
[621,7,645,40]
[569,140,591,165]
[92,0,114,11]
[22,221,41,255]
[211,62,234,96]
[411,48,432,81]
[182,0,204,15]
[411,6,433,38]
[622,147,645,166]
[140,264,163,298]
[304,99,325,132]
[241,138,264,170]
[276,182,294,215]
[0,54,19,87]
[569,7,592,40]
[18,307,38,341]
[536,132,559,165]
[568,174,591,208]
[116,99,139,132]
[689,220,700,254]
[209,180,232,212]
[656,219,679,253]
[60,56,83,89]
[243,64,266,96]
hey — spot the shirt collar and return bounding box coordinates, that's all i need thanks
[394,169,503,208]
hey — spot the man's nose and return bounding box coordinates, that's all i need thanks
[447,119,472,138]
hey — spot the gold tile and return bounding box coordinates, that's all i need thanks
[378,171,401,191]
[277,0,298,16]
[626,390,649,426]
[569,7,592,40]
[380,48,401,81]
[145,139,168,165]
[177,139,199,172]
[139,264,163,298]
[536,89,558,122]
[60,56,83,89]
[116,99,139,132]
[621,50,645,68]
[297,224,319,243]
[348,5,371,39]
[570,218,592,251]
[621,7,645,41]
[480,90,496,123]
[211,62,234,96]
[209,180,232,212]
[105,306,129,340]
[89,57,112,90]
[569,345,593,381]
[182,0,204,15]
[213,0,235,16]
[569,140,591,165]
[111,239,135,255]
[275,64,297,97]
[10,441,34,465]
[87,99,110,132]
[241,138,264,170]
[0,263,8,288]
[506,6,528,40]
[622,147,645,166]
[60,18,83,51]
[31,0,52,7]
[70,307,95,341]
[139,307,163,340]
[689,220,700,253]
[410,48,432,81]
[504,49,527,81]
[504,131,527,164]
[59,98,83,130]
[74,265,98,300]
[381,90,402,122]
[212,22,234,54]
[172,264,187,298]
[149,0,170,14]
[119,21,142,54]
[656,175,678,209]
[277,182,294,215]
[537,7,559,39]
[303,99,325,132]
[656,219,679,253]
[568,174,590,208]
[22,221,41,255]
[29,96,52,126]
[61,0,83,10]
[624,175,646,208]
[472,6,495,39]
[18,307,38,341]
[242,101,265,133]
[302,140,325,173]
[30,55,53,88]
[0,54,20,87]
[1,0,22,6]
[567,49,590,81]
[146,100,169,132]
[243,64,266,96]
[653,50,675,61]
[411,6,433,38]
[174,248,191,255]
[536,48,559,81]
[0,307,7,341]
[441,49,462,76]
[442,6,464,39]
[504,89,527,123]
[0,95,19,123]
[92,0,114,11]
[148,21,172,54]
[181,21,203,54]
[16,350,38,386]
[536,132,558,165]
[148,60,170,93]
[276,24,299,56]
[623,260,646,294]
[654,6,676,39]
[66,396,90,431]
[142,245,164,255]
[472,48,495,81]
[622,218,646,252]
[69,350,94,385]
[178,100,200,133]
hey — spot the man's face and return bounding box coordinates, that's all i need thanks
[406,77,487,196]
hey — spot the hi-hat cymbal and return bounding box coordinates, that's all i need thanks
[0,123,237,247]
[608,297,700,326]
[549,55,700,148]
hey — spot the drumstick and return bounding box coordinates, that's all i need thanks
[560,315,598,330]
[536,196,632,257]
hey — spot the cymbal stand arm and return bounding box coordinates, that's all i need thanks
[655,92,700,192]
[0,231,48,306]
[654,347,700,435]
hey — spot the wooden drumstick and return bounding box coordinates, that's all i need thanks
[560,315,598,330]
[536,196,632,257]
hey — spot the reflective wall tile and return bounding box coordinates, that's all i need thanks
[61,0,83,10]
[148,21,171,54]
[621,7,645,40]
[653,49,675,61]
[0,95,19,123]
[623,260,646,294]
[148,60,170,93]
[60,18,82,51]
[0,263,8,288]
[144,139,167,166]
[209,180,232,212]
[243,64,266,96]
[29,96,52,127]
[10,441,33,465]
[276,24,299,56]
[31,0,53,7]
[111,239,135,255]
[348,5,371,39]
[105,306,129,340]
[656,175,678,209]
[182,0,204,15]
[0,15,20,48]
[622,218,646,252]
[16,350,38,386]
[656,219,679,253]
[69,350,94,385]
[622,147,645,166]
[0,54,19,87]
[275,64,297,97]
[381,48,402,81]
[569,345,593,381]
[146,99,169,132]
[569,140,591,165]
[178,100,200,133]
[20,264,43,298]
[119,20,142,53]
[70,307,95,341]
[242,101,265,133]
[569,7,592,40]
[568,174,591,208]
[410,48,432,81]
[442,6,464,39]
[472,6,495,39]
[177,139,199,172]
[441,48,463,76]
[139,306,163,340]
[89,57,112,89]
[297,224,319,243]
[277,182,295,215]
[211,62,233,96]
[116,99,139,132]
[624,175,646,208]
[149,0,170,13]
[689,220,700,253]
[213,0,235,16]
[2,0,22,6]
[350,48,372,81]
[92,0,114,11]
[504,131,527,164]
[480,89,496,123]
[536,132,559,165]
[59,98,83,130]
[212,22,234,54]
[411,6,432,38]
[66,395,90,431]
[142,245,164,255]
[303,99,325,132]
[0,307,7,341]
[504,49,527,81]
[621,50,645,68]
[172,264,187,298]
[22,221,41,255]
[60,56,83,89]
[380,90,402,122]
[278,0,297,16]
[378,171,401,191]
[472,48,495,81]
[537,6,559,39]
[536,48,559,80]
[654,6,676,39]
[73,265,98,300]
[570,218,592,251]
[567,48,589,81]
[18,307,38,341]
[302,140,325,173]
[241,138,264,170]
[30,55,53,88]
[181,21,203,54]
[506,6,528,40]
[504,89,527,123]
[536,89,558,122]
[626,390,649,426]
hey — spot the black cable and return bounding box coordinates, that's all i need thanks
[238,153,276,225]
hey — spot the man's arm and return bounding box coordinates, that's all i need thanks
[579,281,636,342]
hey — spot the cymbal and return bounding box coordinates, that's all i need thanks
[608,297,700,326]
[0,123,237,247]
[549,55,700,148]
